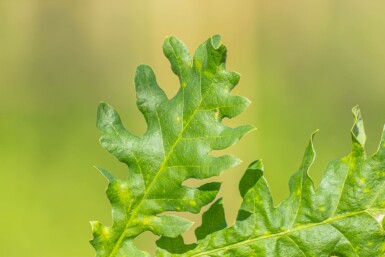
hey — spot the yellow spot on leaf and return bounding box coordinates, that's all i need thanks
[189,200,197,207]
[359,177,366,184]
[114,182,129,200]
[342,156,350,163]
[203,71,212,78]
[102,227,110,239]
[143,217,150,225]
[363,188,371,193]
[214,109,220,119]
[194,60,202,70]
[319,207,325,212]
[120,182,128,190]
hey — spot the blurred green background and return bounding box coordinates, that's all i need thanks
[1,1,385,256]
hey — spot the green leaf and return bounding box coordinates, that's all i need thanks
[195,198,227,240]
[157,107,385,257]
[91,35,254,256]
[155,198,227,256]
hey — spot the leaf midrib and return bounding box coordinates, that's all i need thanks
[108,59,214,257]
[191,209,379,257]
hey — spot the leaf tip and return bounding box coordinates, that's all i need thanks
[90,220,106,239]
[311,128,320,136]
[249,125,258,133]
[163,35,173,43]
[96,102,119,130]
[210,34,222,49]
[94,166,115,182]
[198,181,222,192]
[97,101,107,118]
[233,156,243,166]
[97,101,108,112]
[309,129,319,147]
[223,155,243,169]
[351,105,366,146]
[89,220,100,232]
[239,160,264,198]
[135,63,151,73]
[248,159,264,171]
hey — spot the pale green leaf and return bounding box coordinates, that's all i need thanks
[91,35,254,256]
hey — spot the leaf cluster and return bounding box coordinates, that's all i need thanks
[92,36,385,257]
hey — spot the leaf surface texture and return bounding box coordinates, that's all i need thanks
[157,107,385,257]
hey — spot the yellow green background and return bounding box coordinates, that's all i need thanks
[1,1,385,256]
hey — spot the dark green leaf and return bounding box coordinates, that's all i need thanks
[195,198,227,240]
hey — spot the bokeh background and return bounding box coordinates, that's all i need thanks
[1,1,385,256]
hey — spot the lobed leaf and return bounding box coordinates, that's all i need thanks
[93,35,385,256]
[91,35,254,256]
[157,107,385,257]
